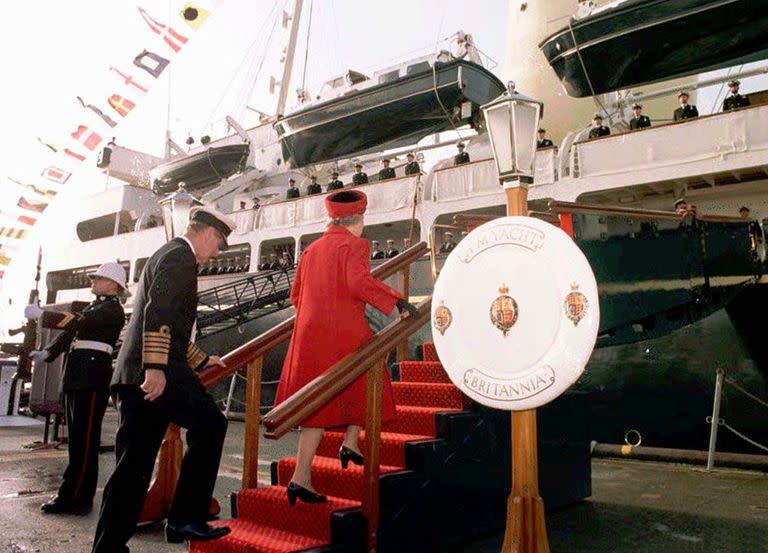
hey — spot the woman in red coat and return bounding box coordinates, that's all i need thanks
[274,190,417,505]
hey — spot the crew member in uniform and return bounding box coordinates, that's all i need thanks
[404,153,420,175]
[439,231,457,253]
[385,239,399,258]
[26,263,127,515]
[370,240,385,260]
[352,163,368,185]
[327,171,344,192]
[536,128,554,149]
[454,142,470,165]
[629,104,651,129]
[378,159,395,180]
[723,80,750,111]
[286,178,300,199]
[91,206,235,552]
[673,91,698,121]
[306,175,322,195]
[588,114,610,138]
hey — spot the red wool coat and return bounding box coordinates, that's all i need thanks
[275,225,402,427]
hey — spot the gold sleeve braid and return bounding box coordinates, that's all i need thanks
[142,325,171,368]
[186,342,209,371]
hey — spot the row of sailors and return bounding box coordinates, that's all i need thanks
[286,144,473,200]
[257,253,294,271]
[198,257,250,275]
[537,81,753,147]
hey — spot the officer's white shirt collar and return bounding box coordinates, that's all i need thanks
[180,235,197,259]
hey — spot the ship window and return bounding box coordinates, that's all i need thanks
[378,70,400,84]
[199,243,253,276]
[330,76,345,88]
[117,210,139,234]
[77,213,117,241]
[406,62,430,75]
[47,260,130,292]
[256,239,294,271]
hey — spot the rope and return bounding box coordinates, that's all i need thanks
[716,418,768,453]
[567,20,611,121]
[431,62,464,141]
[725,377,768,409]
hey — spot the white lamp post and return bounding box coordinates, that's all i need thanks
[158,182,199,241]
[481,81,543,190]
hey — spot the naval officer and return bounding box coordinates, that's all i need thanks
[673,91,699,121]
[26,263,127,515]
[723,80,750,111]
[629,104,651,129]
[91,206,235,552]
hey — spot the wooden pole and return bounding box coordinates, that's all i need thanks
[396,268,410,362]
[362,357,385,553]
[501,182,551,553]
[242,357,263,489]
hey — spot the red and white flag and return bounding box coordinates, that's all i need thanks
[17,197,48,213]
[41,166,71,184]
[138,7,189,52]
[108,95,136,117]
[71,125,102,150]
[17,215,36,226]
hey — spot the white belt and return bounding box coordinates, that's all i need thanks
[72,340,114,355]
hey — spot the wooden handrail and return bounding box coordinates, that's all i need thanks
[199,241,429,389]
[262,298,432,439]
[549,200,750,224]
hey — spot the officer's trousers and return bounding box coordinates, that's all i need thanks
[91,378,227,553]
[59,388,109,504]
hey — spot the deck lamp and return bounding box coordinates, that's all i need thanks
[481,81,542,190]
[159,182,199,241]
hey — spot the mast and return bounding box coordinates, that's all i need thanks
[276,0,304,117]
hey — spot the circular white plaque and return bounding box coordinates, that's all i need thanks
[431,216,599,411]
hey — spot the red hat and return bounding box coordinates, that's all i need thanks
[326,190,367,218]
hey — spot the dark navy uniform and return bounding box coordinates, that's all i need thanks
[41,296,125,509]
[673,104,699,121]
[306,182,322,195]
[378,167,396,180]
[630,115,651,130]
[352,171,368,185]
[327,179,344,192]
[723,94,750,111]
[454,151,470,165]
[286,187,300,199]
[93,237,227,553]
[588,125,610,138]
[536,138,554,149]
[371,250,385,260]
[439,241,456,253]
[404,161,420,175]
[384,248,399,259]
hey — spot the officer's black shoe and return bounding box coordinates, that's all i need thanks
[40,495,93,515]
[165,521,231,543]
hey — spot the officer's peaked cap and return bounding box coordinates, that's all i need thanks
[728,80,740,87]
[190,206,236,250]
[673,198,687,207]
[678,90,689,98]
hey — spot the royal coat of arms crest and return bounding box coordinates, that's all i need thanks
[489,284,518,337]
[564,283,588,326]
[433,300,452,336]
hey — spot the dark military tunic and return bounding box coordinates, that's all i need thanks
[40,295,125,506]
[286,187,300,199]
[371,250,385,260]
[306,183,322,195]
[378,167,396,180]
[630,115,651,130]
[385,248,399,258]
[723,94,750,111]
[327,179,344,192]
[352,171,369,185]
[536,138,554,149]
[93,238,227,553]
[454,151,470,165]
[439,242,456,253]
[673,104,699,121]
[404,161,421,175]
[588,125,610,139]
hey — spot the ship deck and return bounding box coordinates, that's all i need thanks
[1,411,766,553]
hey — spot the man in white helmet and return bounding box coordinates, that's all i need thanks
[24,262,127,515]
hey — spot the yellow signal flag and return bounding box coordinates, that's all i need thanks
[180,4,210,30]
[0,254,10,265]
[0,227,29,240]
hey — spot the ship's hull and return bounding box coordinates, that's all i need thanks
[275,60,505,168]
[540,0,768,97]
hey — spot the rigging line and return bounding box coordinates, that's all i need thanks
[431,63,464,141]
[204,0,283,128]
[235,4,283,123]
[301,0,314,92]
[433,0,446,51]
[568,20,611,122]
[329,0,342,74]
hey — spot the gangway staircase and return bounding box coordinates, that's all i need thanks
[196,268,296,340]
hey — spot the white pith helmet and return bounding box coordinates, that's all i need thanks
[89,262,128,293]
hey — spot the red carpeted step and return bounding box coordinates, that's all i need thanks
[392,382,463,409]
[276,456,402,502]
[189,518,328,553]
[383,405,460,436]
[316,430,432,468]
[399,361,452,384]
[236,486,359,540]
[422,342,439,362]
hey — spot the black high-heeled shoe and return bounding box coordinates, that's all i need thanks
[286,481,327,506]
[339,445,364,469]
